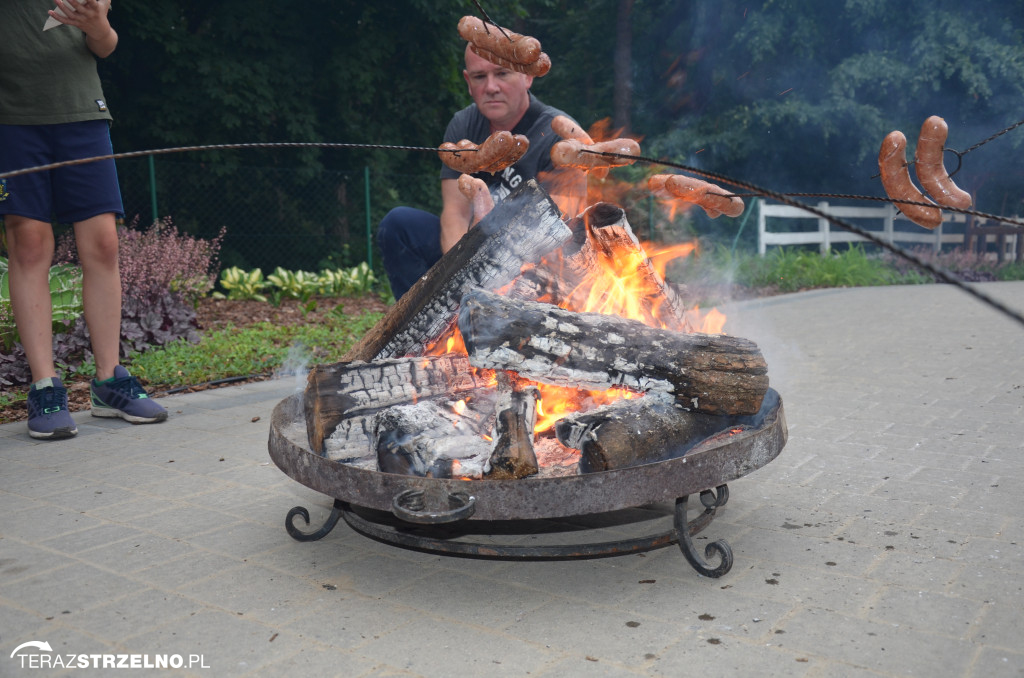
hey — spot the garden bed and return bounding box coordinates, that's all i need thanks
[0,295,390,425]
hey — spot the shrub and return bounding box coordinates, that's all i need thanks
[56,217,224,306]
[879,246,1002,283]
[0,218,223,387]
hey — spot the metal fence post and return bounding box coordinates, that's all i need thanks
[364,166,372,268]
[148,156,158,225]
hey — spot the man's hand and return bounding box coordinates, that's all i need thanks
[439,179,472,253]
[51,0,118,58]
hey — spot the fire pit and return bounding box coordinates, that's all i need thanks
[268,181,787,578]
[269,387,785,577]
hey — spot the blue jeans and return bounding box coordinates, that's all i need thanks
[377,206,443,300]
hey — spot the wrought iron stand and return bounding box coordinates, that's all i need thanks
[285,483,734,578]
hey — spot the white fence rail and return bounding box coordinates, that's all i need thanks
[756,199,968,255]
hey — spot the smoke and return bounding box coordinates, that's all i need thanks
[274,341,311,391]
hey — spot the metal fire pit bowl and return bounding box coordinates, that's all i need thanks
[269,389,786,578]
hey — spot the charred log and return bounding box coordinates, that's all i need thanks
[507,213,593,305]
[305,180,569,453]
[305,355,492,455]
[374,401,493,478]
[343,179,570,363]
[458,289,768,416]
[485,378,540,479]
[555,396,733,472]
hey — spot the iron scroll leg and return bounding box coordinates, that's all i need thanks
[286,499,345,541]
[676,485,734,578]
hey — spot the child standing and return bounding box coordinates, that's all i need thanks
[0,0,166,439]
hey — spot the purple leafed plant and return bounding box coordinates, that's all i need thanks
[1,218,224,387]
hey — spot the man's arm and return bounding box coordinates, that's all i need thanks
[439,178,472,253]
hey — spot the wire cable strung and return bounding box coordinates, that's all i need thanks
[583,148,1024,330]
[3,139,1022,329]
[721,191,1024,229]
[0,141,463,180]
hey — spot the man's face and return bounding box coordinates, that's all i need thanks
[463,45,534,131]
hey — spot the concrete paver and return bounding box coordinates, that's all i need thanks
[2,282,1023,677]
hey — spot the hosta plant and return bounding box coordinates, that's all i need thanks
[212,266,269,302]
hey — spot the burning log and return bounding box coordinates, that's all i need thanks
[506,212,593,305]
[555,395,732,472]
[306,355,492,456]
[343,179,569,362]
[571,202,693,331]
[458,289,768,416]
[484,375,540,479]
[508,202,692,331]
[306,180,570,453]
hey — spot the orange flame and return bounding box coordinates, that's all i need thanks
[645,241,699,280]
[533,384,638,434]
[416,136,731,438]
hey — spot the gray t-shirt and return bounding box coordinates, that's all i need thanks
[0,0,113,125]
[441,94,573,203]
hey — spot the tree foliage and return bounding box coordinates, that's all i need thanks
[95,0,1024,254]
[644,0,1024,208]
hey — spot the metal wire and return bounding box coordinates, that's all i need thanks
[722,191,1024,229]
[583,148,1024,330]
[0,141,466,180]
[3,138,1022,329]
[959,117,1024,156]
[470,0,513,42]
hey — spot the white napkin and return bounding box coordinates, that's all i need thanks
[43,0,89,31]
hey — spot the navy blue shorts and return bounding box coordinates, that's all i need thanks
[0,120,124,224]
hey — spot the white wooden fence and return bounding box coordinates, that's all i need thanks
[756,199,968,255]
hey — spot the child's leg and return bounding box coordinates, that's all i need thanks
[73,213,121,382]
[4,214,58,383]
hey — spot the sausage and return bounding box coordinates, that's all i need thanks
[474,131,515,172]
[914,116,972,210]
[438,139,482,174]
[457,174,495,226]
[878,131,942,229]
[469,44,551,77]
[550,138,641,171]
[439,131,530,175]
[648,174,744,218]
[551,115,594,144]
[458,16,542,66]
[668,176,744,218]
[482,133,528,173]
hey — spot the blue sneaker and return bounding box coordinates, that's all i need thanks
[27,377,78,440]
[90,366,168,424]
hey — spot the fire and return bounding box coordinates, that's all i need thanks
[534,384,638,434]
[421,135,730,437]
[646,241,699,280]
[424,324,467,356]
[684,306,727,334]
[525,227,720,432]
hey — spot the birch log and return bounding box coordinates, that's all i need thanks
[458,288,768,416]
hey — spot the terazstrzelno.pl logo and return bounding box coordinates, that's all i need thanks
[9,641,209,670]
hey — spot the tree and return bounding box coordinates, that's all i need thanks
[646,0,1024,215]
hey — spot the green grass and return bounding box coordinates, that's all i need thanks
[669,243,938,297]
[741,245,913,291]
[127,305,383,389]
